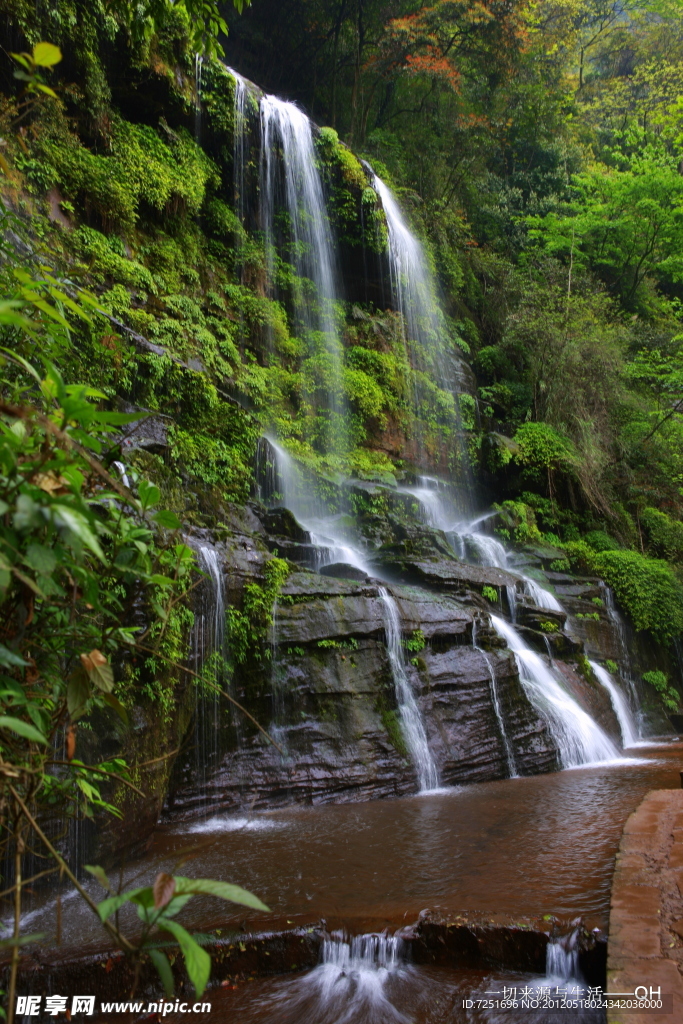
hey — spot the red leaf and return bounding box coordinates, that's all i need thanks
[153,872,176,909]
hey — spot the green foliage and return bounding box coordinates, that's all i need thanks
[481,585,498,603]
[640,507,683,563]
[549,559,570,572]
[44,119,218,232]
[642,670,680,712]
[539,620,560,633]
[493,501,543,545]
[564,543,683,643]
[93,870,267,998]
[402,629,426,653]
[226,557,290,665]
[605,660,618,675]
[584,530,620,552]
[513,422,578,477]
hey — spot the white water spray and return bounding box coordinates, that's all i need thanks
[490,616,619,768]
[378,588,439,791]
[371,174,446,382]
[589,660,639,748]
[260,96,346,450]
[472,621,518,777]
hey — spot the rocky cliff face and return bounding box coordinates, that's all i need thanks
[163,496,626,819]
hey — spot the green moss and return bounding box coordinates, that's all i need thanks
[584,530,620,552]
[43,117,218,232]
[564,542,683,643]
[494,500,543,544]
[642,670,680,712]
[226,557,290,665]
[380,706,409,758]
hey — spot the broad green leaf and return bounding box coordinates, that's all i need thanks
[32,42,62,66]
[149,574,175,587]
[51,505,105,561]
[101,692,129,726]
[0,716,48,744]
[174,877,270,912]
[97,887,144,922]
[81,650,114,693]
[158,919,210,998]
[67,666,90,720]
[138,480,161,511]
[85,865,112,892]
[34,83,57,98]
[148,948,175,997]
[25,544,57,576]
[153,511,181,530]
[0,645,28,668]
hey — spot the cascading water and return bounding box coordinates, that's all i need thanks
[257,436,368,571]
[370,173,446,384]
[601,585,642,729]
[257,438,438,789]
[472,621,517,777]
[259,96,346,453]
[229,67,249,227]
[490,615,619,767]
[190,546,228,791]
[589,660,639,748]
[378,587,439,792]
[194,53,203,140]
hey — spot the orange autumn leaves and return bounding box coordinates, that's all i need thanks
[371,0,530,92]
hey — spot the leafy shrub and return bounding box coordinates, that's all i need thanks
[549,558,570,572]
[564,543,683,643]
[640,507,683,563]
[512,421,578,475]
[584,529,620,552]
[493,500,543,544]
[642,670,680,712]
[539,620,559,632]
[482,585,498,602]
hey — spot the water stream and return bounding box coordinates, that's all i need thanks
[258,438,437,789]
[589,660,639,748]
[370,172,447,391]
[472,620,517,777]
[378,587,439,792]
[490,616,619,768]
[259,95,346,453]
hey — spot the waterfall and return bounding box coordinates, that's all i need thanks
[259,96,346,454]
[194,53,203,140]
[229,67,249,227]
[112,459,130,488]
[257,436,368,571]
[258,438,439,790]
[472,621,517,777]
[543,928,584,988]
[191,546,228,790]
[378,588,439,792]
[602,585,641,725]
[589,660,639,748]
[371,173,447,385]
[490,616,619,767]
[280,933,412,1023]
